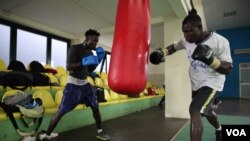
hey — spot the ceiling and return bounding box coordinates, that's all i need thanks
[202,0,250,31]
[0,0,173,37]
[0,0,250,48]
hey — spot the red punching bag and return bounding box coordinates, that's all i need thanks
[108,0,151,95]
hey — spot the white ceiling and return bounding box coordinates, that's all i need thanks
[202,0,250,31]
[0,0,173,36]
[0,0,250,48]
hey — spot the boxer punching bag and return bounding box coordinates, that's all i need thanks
[108,0,150,95]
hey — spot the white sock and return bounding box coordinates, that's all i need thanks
[97,129,103,133]
[216,125,222,131]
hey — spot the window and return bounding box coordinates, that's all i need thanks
[0,24,11,64]
[106,54,111,72]
[51,39,67,69]
[95,53,110,73]
[16,29,47,67]
[1,19,71,68]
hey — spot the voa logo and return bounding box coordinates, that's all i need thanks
[226,129,246,136]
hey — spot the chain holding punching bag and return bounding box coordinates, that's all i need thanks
[108,0,151,95]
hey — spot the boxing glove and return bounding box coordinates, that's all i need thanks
[149,48,168,65]
[95,47,105,62]
[82,55,99,66]
[192,44,221,69]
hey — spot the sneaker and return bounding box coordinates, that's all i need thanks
[39,131,58,140]
[215,130,222,141]
[96,131,110,141]
[212,100,222,109]
[17,129,35,137]
[21,136,36,141]
[50,132,59,138]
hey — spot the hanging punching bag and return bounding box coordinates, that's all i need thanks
[108,0,151,95]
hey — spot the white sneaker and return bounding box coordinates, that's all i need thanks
[21,136,36,141]
[50,132,59,138]
[96,131,110,141]
[39,133,50,140]
[212,100,222,109]
[17,129,35,137]
[39,132,58,140]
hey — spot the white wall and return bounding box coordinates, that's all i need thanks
[163,13,191,119]
[147,24,165,86]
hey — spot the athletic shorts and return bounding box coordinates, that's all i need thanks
[58,83,99,113]
[190,86,220,116]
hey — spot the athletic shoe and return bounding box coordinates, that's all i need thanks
[96,131,110,141]
[16,129,35,137]
[216,130,222,141]
[39,131,58,140]
[21,136,36,141]
[212,100,222,109]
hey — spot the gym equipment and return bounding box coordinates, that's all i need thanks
[108,0,150,95]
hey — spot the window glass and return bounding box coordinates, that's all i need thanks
[51,39,67,69]
[95,53,110,73]
[0,24,11,64]
[106,54,111,72]
[16,29,47,67]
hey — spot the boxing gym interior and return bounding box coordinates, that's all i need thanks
[0,0,250,141]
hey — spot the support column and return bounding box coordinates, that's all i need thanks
[163,14,191,119]
[163,0,192,119]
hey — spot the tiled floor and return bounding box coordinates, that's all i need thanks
[50,98,250,141]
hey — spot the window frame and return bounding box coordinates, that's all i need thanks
[0,18,70,67]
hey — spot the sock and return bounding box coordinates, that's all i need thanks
[97,129,103,133]
[216,125,222,131]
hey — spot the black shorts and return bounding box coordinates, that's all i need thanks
[190,86,220,116]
